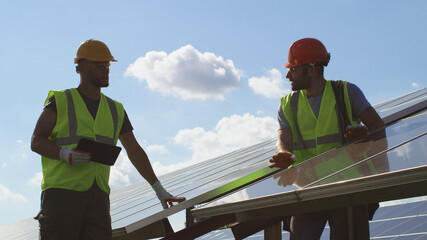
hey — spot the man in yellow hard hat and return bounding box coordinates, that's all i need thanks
[31,39,185,240]
[269,38,387,239]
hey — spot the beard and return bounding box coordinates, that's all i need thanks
[88,74,109,88]
[291,77,310,91]
[290,69,310,91]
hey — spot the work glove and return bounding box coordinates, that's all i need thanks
[59,147,91,166]
[345,125,368,141]
[269,151,296,169]
[151,181,186,209]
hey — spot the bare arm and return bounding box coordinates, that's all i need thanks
[359,106,385,132]
[270,127,295,168]
[275,127,293,154]
[119,131,158,185]
[119,131,186,207]
[31,108,61,159]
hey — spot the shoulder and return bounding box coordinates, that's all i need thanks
[44,89,66,106]
[281,91,297,105]
[345,82,368,102]
[103,94,124,109]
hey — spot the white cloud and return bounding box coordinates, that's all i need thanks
[256,110,265,115]
[109,168,131,190]
[10,140,30,163]
[146,144,169,155]
[125,44,240,100]
[174,113,277,163]
[109,153,137,190]
[248,68,290,99]
[27,172,43,187]
[394,143,411,160]
[411,82,419,88]
[0,184,28,203]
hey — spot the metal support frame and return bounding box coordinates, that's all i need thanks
[160,214,236,240]
[192,166,427,239]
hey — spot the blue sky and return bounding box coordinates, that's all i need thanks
[0,0,426,226]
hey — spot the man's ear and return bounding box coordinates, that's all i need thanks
[76,65,80,74]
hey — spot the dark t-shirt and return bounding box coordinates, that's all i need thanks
[44,91,133,135]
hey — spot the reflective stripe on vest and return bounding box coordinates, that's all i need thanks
[40,88,124,194]
[281,81,378,182]
[282,81,359,164]
[290,91,345,151]
[53,89,119,146]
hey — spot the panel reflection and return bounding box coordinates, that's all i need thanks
[202,111,426,208]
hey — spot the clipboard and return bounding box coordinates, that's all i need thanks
[76,138,121,166]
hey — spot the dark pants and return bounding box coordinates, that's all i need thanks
[35,182,112,240]
[290,208,349,240]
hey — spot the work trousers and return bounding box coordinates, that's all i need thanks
[34,182,112,240]
[289,208,349,240]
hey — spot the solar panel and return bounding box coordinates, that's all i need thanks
[1,88,425,239]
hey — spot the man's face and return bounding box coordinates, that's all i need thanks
[80,60,111,88]
[285,65,311,91]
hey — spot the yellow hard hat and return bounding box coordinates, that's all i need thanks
[74,39,117,64]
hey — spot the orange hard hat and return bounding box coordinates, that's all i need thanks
[74,39,117,64]
[283,38,330,68]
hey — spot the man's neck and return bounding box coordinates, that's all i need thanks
[76,84,101,100]
[305,78,326,98]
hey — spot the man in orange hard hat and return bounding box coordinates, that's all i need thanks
[31,39,185,240]
[269,38,386,239]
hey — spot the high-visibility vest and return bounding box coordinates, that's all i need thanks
[281,80,368,182]
[41,88,124,194]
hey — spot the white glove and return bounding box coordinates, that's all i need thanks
[151,181,186,209]
[59,148,90,166]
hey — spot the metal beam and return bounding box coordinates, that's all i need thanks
[192,165,427,222]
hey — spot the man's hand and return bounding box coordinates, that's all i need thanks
[269,151,296,169]
[345,125,368,141]
[59,148,91,166]
[152,181,186,209]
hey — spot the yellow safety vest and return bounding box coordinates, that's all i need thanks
[281,81,366,182]
[40,88,124,194]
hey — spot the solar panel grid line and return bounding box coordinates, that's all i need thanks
[370,214,427,235]
[377,96,427,117]
[370,233,427,240]
[111,150,276,224]
[379,100,427,126]
[154,147,274,199]
[375,93,426,121]
[373,88,426,111]
[307,132,426,188]
[374,201,425,220]
[374,204,407,220]
[155,138,275,191]
[375,92,426,113]
[110,139,275,210]
[110,183,152,206]
[111,148,276,224]
[111,189,158,216]
[154,143,275,197]
[404,216,427,235]
[111,142,263,199]
[112,199,161,224]
[157,141,275,191]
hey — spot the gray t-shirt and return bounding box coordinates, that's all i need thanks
[277,82,370,129]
